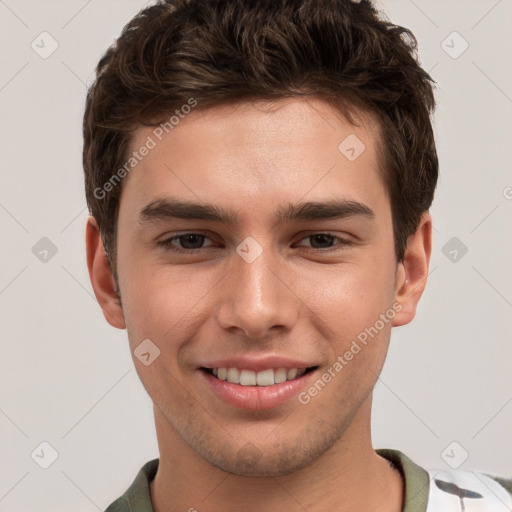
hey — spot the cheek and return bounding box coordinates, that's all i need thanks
[302,272,395,411]
[121,268,200,398]
[300,258,397,338]
[119,256,219,354]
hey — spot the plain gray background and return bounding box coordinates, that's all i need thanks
[0,0,511,510]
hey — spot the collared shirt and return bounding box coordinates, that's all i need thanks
[104,449,512,512]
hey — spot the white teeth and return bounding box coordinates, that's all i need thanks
[239,369,257,386]
[274,368,287,383]
[256,369,274,386]
[227,368,240,384]
[287,368,298,380]
[211,367,308,385]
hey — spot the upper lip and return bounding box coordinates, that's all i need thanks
[200,356,318,372]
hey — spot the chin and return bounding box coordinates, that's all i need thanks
[208,450,313,477]
[192,424,341,477]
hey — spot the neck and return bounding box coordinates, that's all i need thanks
[150,397,403,512]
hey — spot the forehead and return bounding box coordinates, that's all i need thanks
[120,97,387,223]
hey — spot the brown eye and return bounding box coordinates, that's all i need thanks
[308,233,336,249]
[175,234,206,249]
[157,232,214,253]
[296,233,353,251]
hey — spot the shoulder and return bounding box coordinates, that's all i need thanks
[104,458,159,512]
[105,496,129,512]
[426,468,512,511]
[376,449,512,512]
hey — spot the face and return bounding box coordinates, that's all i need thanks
[90,97,426,477]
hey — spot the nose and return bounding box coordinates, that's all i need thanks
[214,242,299,340]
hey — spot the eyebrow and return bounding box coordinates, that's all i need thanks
[138,197,375,225]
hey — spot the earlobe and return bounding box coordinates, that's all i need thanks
[392,212,432,327]
[85,216,126,330]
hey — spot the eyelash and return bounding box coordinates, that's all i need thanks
[156,232,354,254]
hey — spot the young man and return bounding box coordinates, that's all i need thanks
[83,1,511,511]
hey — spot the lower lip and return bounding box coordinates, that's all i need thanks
[201,370,315,410]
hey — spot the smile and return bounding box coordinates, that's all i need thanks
[205,367,314,386]
[201,365,318,410]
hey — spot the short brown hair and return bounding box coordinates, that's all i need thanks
[83,0,438,285]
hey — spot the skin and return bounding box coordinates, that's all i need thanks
[87,97,431,512]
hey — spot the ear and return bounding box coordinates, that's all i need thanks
[392,212,432,327]
[85,216,126,329]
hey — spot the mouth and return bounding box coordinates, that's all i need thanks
[201,366,318,386]
[200,365,319,410]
